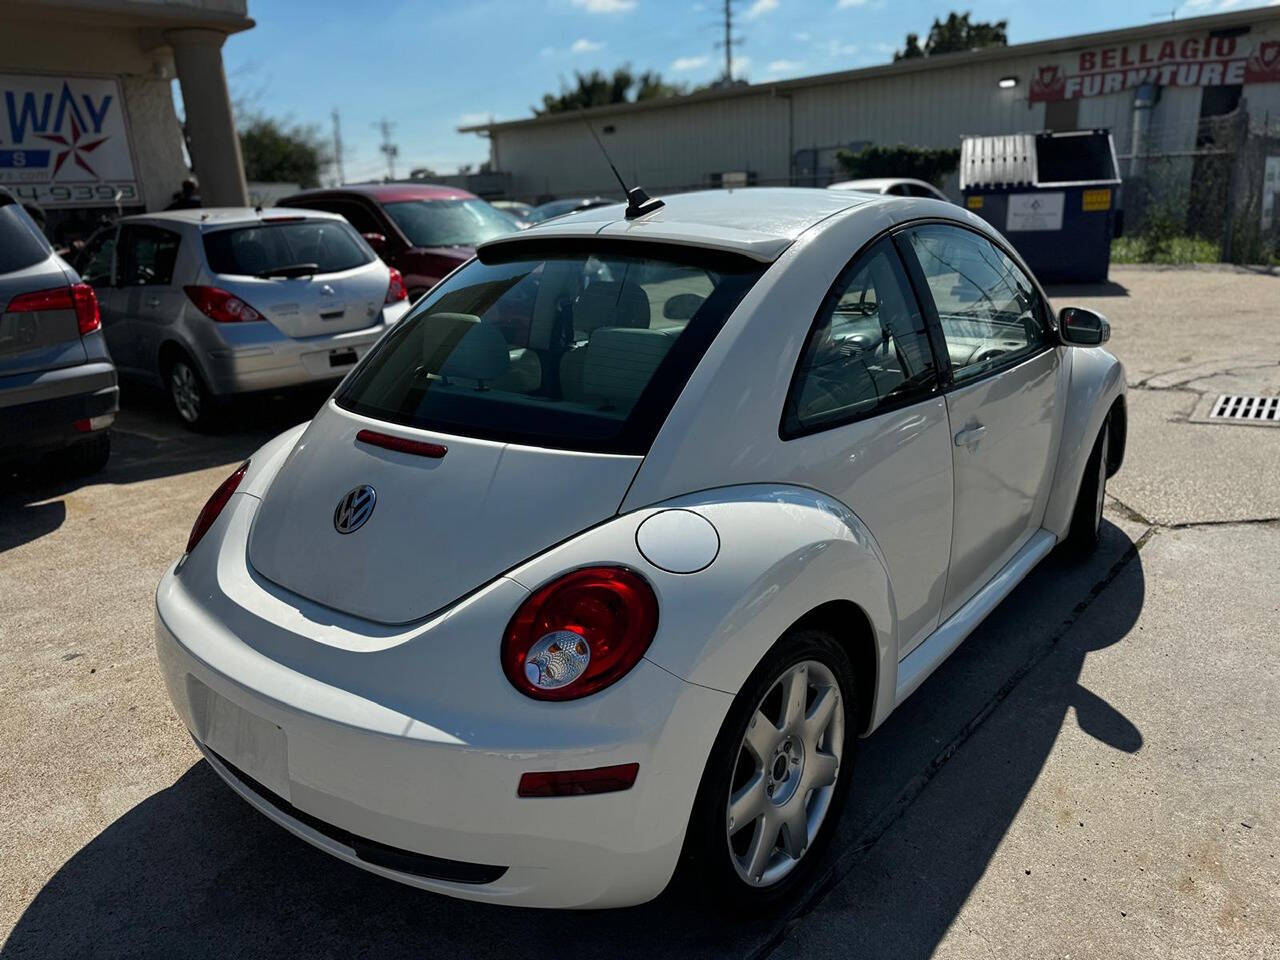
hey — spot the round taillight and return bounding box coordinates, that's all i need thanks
[501,566,659,701]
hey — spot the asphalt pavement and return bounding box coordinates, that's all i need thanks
[1,265,1276,959]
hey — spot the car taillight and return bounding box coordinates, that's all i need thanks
[184,285,265,323]
[517,763,640,798]
[385,266,407,304]
[186,461,249,554]
[5,283,100,335]
[501,566,659,701]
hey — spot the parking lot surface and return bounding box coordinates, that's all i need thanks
[1,266,1277,959]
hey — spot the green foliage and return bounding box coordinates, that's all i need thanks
[835,144,960,185]
[1111,235,1219,264]
[895,11,1008,61]
[238,114,331,187]
[534,65,687,115]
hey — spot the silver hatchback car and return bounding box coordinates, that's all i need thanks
[75,208,412,428]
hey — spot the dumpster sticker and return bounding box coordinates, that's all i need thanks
[1006,193,1064,232]
[0,74,139,208]
[966,195,984,210]
[1028,32,1272,102]
[1082,189,1112,212]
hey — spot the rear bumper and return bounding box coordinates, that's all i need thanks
[0,360,118,458]
[153,493,731,908]
[200,301,409,396]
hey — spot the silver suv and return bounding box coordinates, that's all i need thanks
[0,188,117,475]
[75,208,412,429]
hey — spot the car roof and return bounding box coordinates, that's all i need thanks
[284,183,479,203]
[479,187,878,262]
[121,207,348,231]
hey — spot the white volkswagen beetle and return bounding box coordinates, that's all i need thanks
[155,188,1126,909]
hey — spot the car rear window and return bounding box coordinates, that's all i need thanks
[383,199,517,247]
[0,203,52,274]
[203,220,373,277]
[335,242,764,454]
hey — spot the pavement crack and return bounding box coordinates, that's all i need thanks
[751,527,1157,960]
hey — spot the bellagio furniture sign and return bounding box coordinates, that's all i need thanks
[0,74,140,208]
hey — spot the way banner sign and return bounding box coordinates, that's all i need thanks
[0,74,140,209]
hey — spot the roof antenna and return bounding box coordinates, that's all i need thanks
[580,109,664,220]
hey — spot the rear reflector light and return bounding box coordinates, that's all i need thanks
[74,414,115,432]
[517,763,639,798]
[186,461,249,554]
[184,285,265,324]
[385,266,408,304]
[356,428,447,458]
[5,283,100,335]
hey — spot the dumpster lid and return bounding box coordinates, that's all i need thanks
[961,129,1121,190]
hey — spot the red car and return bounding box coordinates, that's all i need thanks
[278,184,519,302]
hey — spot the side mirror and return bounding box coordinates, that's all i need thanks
[1058,306,1110,346]
[362,232,388,254]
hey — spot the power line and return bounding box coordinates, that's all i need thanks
[715,0,744,83]
[373,118,399,180]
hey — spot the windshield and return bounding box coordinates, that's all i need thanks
[335,243,763,453]
[203,220,372,276]
[383,198,516,247]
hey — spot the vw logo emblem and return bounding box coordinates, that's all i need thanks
[333,484,376,534]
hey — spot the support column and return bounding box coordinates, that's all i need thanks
[165,28,248,207]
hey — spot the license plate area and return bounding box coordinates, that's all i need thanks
[329,347,358,367]
[187,676,290,800]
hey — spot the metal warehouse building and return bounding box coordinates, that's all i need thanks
[461,7,1280,203]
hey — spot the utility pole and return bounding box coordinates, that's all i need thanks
[331,108,345,185]
[715,0,742,84]
[374,118,399,181]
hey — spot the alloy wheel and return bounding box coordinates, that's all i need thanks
[170,361,201,424]
[725,659,845,887]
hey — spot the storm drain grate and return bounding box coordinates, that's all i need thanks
[1208,394,1280,424]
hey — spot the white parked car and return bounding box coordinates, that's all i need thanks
[827,176,951,202]
[155,188,1126,909]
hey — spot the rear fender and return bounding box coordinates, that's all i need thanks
[1042,348,1126,539]
[237,421,310,499]
[507,484,899,733]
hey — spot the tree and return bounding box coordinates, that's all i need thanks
[894,11,1008,61]
[238,114,332,187]
[533,65,688,115]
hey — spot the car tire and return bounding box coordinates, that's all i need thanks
[165,353,219,431]
[47,432,110,478]
[679,628,857,908]
[1065,416,1110,555]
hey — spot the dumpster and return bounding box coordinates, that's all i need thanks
[960,130,1121,283]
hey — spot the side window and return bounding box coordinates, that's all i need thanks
[783,237,938,437]
[326,199,384,237]
[119,225,181,286]
[903,224,1051,384]
[887,183,913,196]
[79,230,117,287]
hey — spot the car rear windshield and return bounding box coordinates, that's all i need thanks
[0,203,52,274]
[335,241,764,453]
[383,198,517,247]
[203,220,373,277]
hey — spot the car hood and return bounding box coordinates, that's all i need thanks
[246,402,642,624]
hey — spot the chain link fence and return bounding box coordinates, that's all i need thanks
[1117,109,1280,264]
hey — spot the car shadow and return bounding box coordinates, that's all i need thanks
[0,385,326,554]
[0,522,1145,960]
[1045,279,1130,299]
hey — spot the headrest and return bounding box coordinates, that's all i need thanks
[581,327,675,409]
[572,280,651,335]
[423,312,510,385]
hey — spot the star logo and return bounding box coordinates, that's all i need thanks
[37,115,109,179]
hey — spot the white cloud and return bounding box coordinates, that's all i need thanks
[731,54,751,74]
[836,0,869,6]
[671,54,710,71]
[571,37,604,52]
[570,0,636,12]
[458,112,491,126]
[767,59,805,74]
[820,39,859,58]
[745,0,780,19]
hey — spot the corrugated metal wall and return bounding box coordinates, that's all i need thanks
[488,18,1280,202]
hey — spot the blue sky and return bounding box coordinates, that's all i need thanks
[224,0,1254,181]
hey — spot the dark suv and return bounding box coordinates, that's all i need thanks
[0,189,117,475]
[278,183,518,302]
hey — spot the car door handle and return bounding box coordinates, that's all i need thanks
[954,424,987,447]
